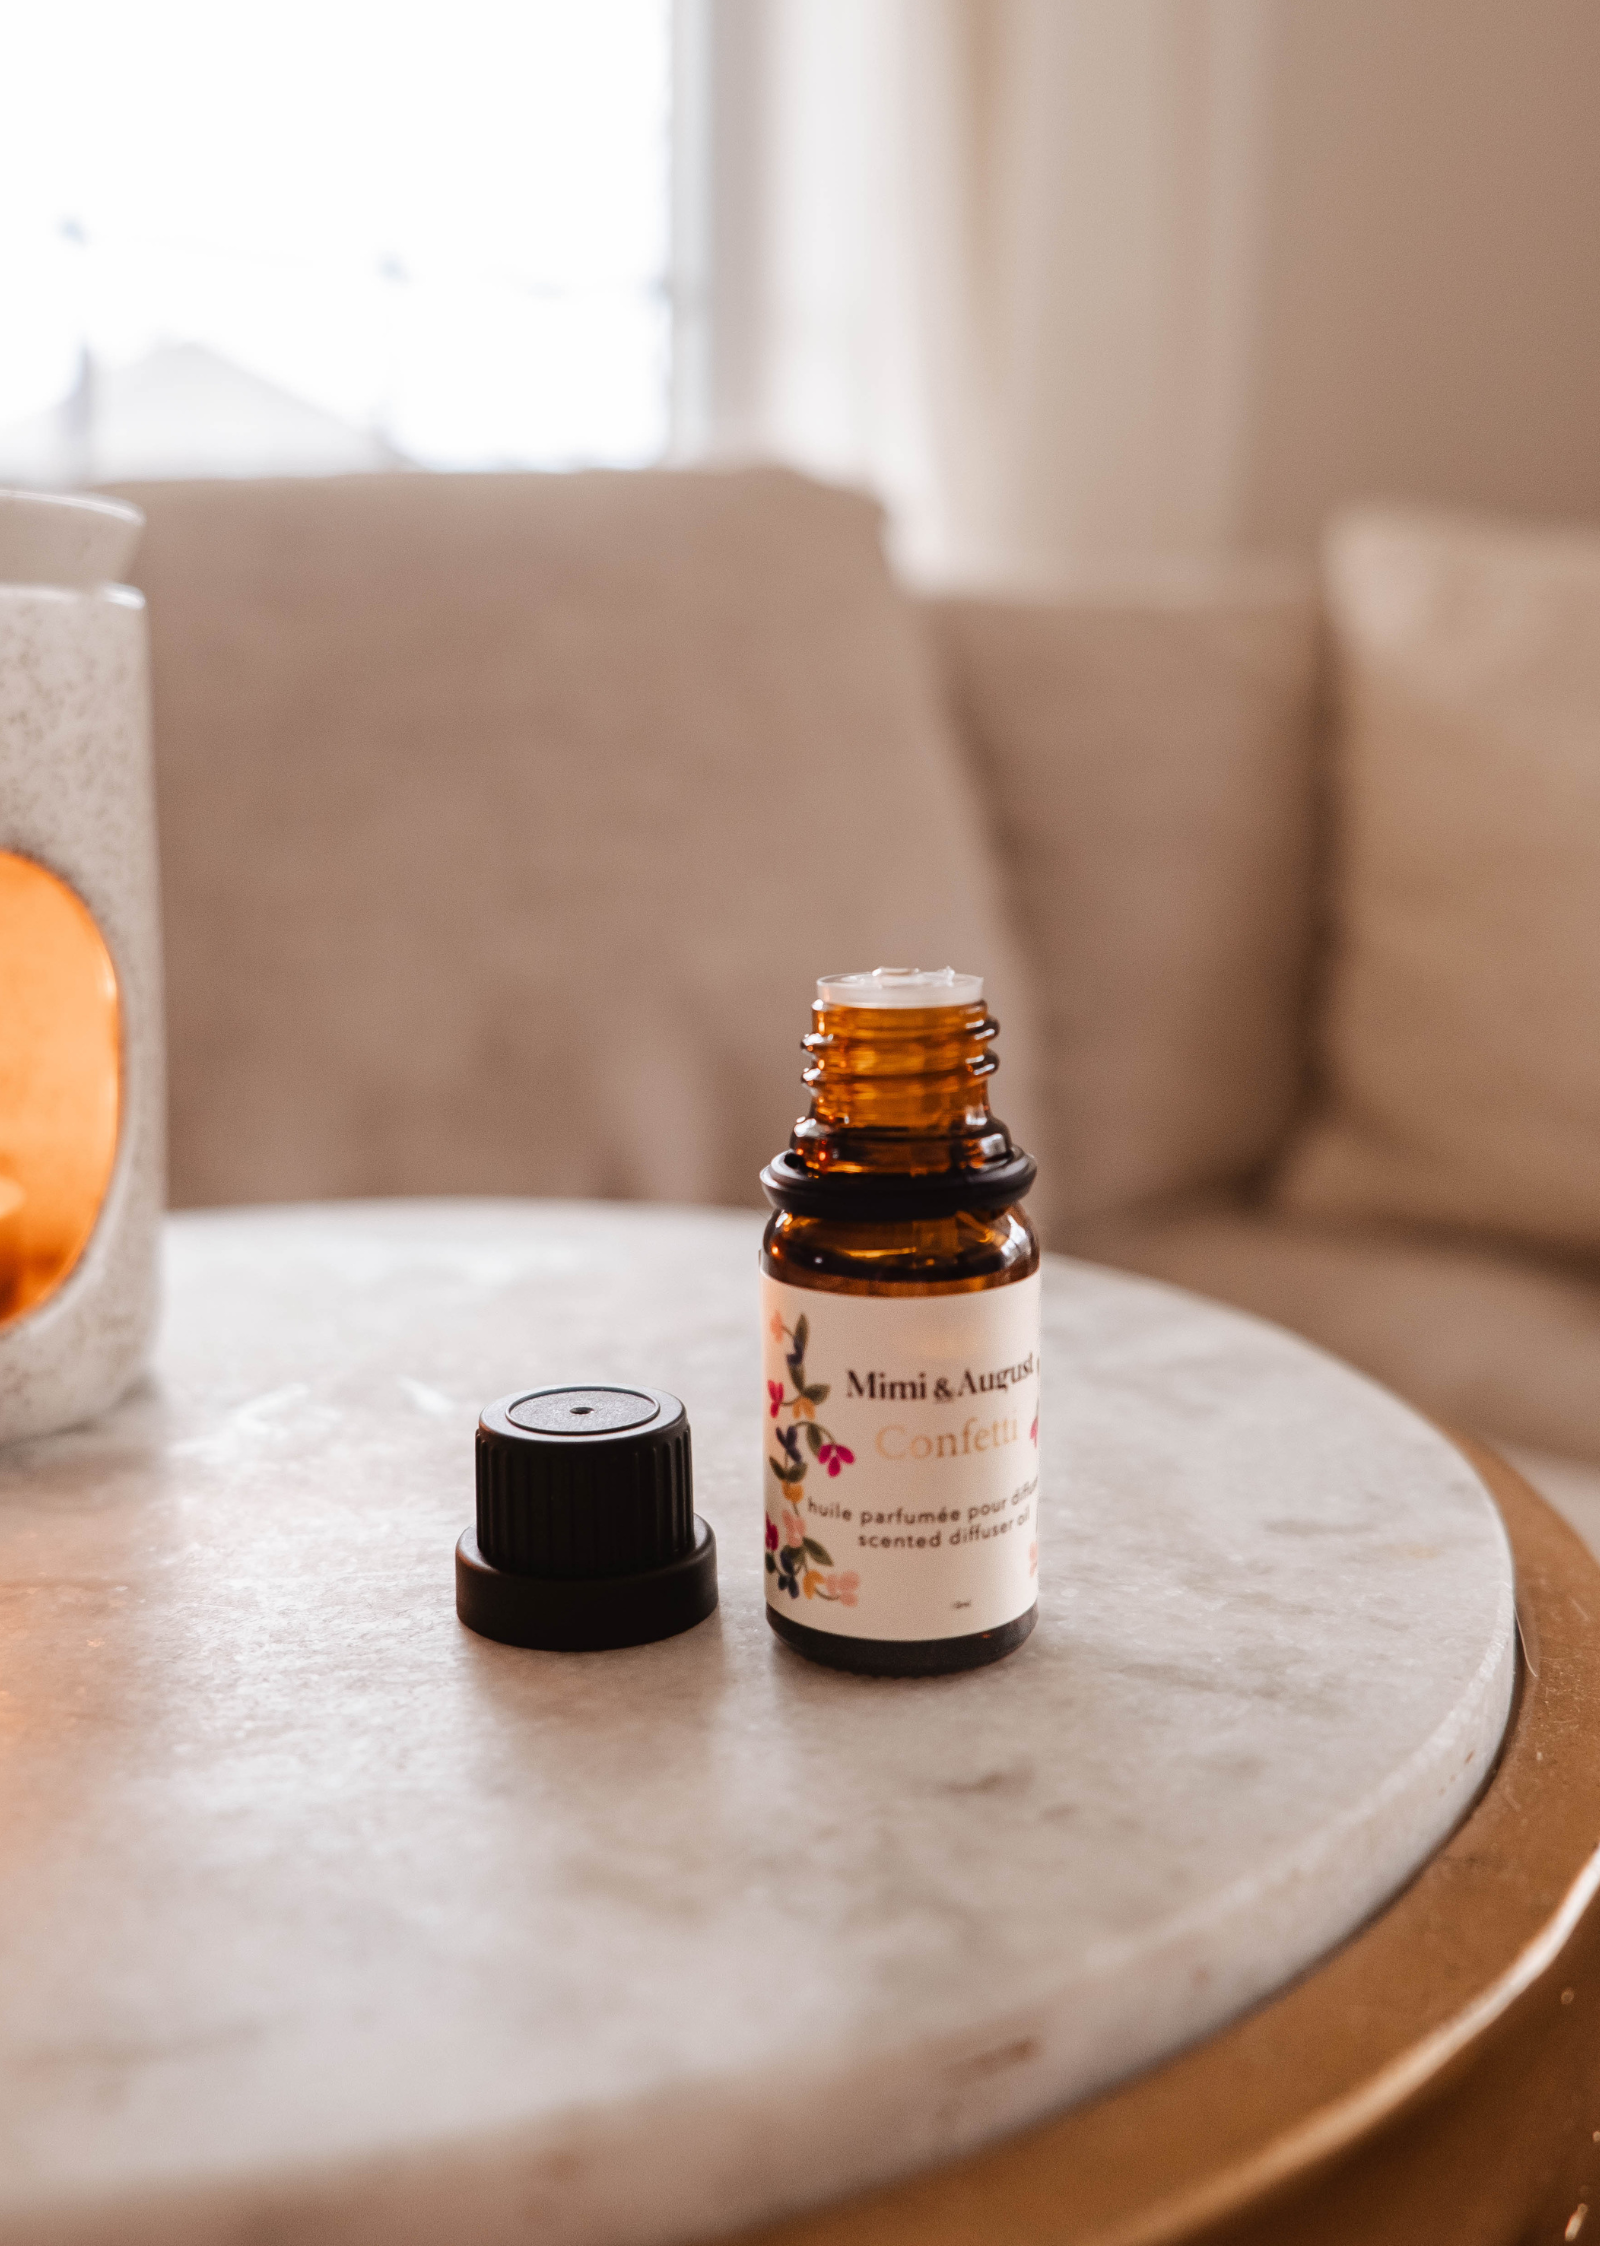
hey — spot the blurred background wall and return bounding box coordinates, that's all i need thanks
[676,0,1600,579]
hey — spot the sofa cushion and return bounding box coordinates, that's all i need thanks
[1278,506,1600,1255]
[1082,1200,1600,1466]
[925,575,1319,1233]
[114,469,1041,1211]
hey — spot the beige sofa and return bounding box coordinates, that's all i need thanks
[115,469,1600,1531]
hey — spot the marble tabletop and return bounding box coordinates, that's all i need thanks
[0,1201,1515,2246]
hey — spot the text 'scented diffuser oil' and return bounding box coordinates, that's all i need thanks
[759,967,1041,1675]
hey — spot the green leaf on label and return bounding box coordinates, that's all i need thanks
[768,1457,790,1483]
[786,1462,807,1483]
[804,1421,823,1456]
[804,1384,829,1403]
[803,1538,834,1566]
[765,1550,776,1573]
[794,1313,809,1358]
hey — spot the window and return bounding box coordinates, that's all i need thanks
[0,1,672,482]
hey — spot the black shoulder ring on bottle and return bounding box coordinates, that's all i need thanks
[759,1148,1037,1222]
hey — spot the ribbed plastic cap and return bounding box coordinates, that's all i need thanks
[456,1386,717,1651]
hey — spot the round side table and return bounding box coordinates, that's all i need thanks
[0,1201,1575,2246]
[740,1443,1600,2246]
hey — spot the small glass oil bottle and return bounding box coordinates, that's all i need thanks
[760,966,1041,1675]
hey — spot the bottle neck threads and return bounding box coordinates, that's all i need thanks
[789,1001,1013,1179]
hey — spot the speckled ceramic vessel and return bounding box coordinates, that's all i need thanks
[0,490,164,1443]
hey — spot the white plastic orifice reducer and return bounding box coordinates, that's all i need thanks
[814,966,985,1008]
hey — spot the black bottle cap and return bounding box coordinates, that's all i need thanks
[455,1385,717,1651]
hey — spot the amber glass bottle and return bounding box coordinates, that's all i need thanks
[760,967,1041,1676]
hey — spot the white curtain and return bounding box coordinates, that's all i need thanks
[672,0,1277,583]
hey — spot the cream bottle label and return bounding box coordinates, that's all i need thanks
[762,1272,1042,1641]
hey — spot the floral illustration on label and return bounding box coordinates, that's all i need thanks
[765,1307,861,1608]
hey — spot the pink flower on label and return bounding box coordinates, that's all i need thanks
[817,1441,854,1479]
[1028,1540,1038,1576]
[824,1571,860,1607]
[768,1311,786,1342]
[765,1516,779,1552]
[782,1506,806,1549]
[767,1380,784,1419]
[1029,1412,1039,1447]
